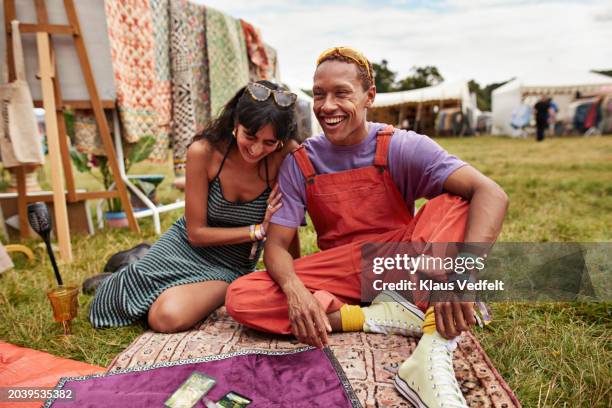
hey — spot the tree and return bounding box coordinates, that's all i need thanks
[468,79,512,111]
[396,66,444,91]
[372,59,397,92]
[593,69,612,78]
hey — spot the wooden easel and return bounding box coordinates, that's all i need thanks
[4,0,140,262]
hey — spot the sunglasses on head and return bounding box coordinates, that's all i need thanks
[245,82,297,108]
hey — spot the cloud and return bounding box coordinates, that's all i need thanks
[200,0,612,88]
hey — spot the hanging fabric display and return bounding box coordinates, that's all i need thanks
[103,0,171,162]
[240,20,270,81]
[0,20,45,168]
[99,2,277,168]
[264,43,281,82]
[599,95,612,133]
[73,111,107,156]
[205,7,250,117]
[169,0,211,176]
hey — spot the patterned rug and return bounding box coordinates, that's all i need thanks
[169,0,211,173]
[104,0,171,162]
[205,7,250,117]
[108,307,520,408]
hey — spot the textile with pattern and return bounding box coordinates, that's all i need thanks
[240,20,270,81]
[103,0,171,162]
[169,0,211,174]
[206,7,250,117]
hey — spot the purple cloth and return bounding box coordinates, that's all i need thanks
[272,122,467,228]
[45,348,358,408]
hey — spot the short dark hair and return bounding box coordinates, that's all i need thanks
[317,53,374,91]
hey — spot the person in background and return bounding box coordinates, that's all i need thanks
[534,95,551,142]
[548,97,559,136]
[89,81,300,332]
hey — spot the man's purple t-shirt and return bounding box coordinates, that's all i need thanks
[271,122,467,228]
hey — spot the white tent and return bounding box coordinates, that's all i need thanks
[286,86,322,139]
[373,80,473,111]
[370,81,476,135]
[491,71,612,135]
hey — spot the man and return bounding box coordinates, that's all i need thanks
[534,95,550,142]
[226,47,508,407]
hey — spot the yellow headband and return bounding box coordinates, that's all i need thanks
[316,47,373,81]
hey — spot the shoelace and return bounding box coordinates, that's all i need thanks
[428,338,467,408]
[367,318,422,336]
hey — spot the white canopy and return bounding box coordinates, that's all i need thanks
[491,71,612,135]
[373,81,473,110]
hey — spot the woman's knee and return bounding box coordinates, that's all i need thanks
[147,298,189,333]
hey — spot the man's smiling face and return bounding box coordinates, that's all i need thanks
[312,60,375,146]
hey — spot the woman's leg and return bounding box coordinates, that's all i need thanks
[147,280,228,333]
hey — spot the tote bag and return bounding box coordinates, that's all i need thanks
[0,20,45,168]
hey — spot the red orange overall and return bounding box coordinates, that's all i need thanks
[225,126,469,334]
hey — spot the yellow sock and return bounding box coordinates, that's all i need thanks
[422,306,436,334]
[340,304,365,332]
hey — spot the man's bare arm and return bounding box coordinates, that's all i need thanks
[264,224,300,290]
[264,224,331,348]
[444,165,509,244]
[431,165,508,339]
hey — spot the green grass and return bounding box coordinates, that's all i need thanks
[1,135,611,407]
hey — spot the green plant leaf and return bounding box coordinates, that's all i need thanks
[69,147,91,173]
[63,110,76,141]
[125,136,156,172]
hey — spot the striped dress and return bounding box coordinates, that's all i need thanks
[89,152,270,328]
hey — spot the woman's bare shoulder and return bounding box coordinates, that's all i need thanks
[187,139,226,177]
[187,138,214,158]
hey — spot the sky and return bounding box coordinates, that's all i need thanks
[196,0,612,90]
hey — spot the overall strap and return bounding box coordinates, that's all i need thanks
[373,125,395,169]
[292,145,316,184]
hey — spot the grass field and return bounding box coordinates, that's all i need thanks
[0,135,610,407]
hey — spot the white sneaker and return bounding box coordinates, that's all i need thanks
[362,291,424,337]
[394,331,468,408]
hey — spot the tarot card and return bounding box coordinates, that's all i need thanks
[165,372,216,408]
[216,391,252,407]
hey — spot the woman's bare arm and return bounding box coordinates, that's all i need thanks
[184,140,253,246]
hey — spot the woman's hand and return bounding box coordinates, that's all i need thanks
[262,184,282,232]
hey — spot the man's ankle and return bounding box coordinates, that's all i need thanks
[327,310,342,332]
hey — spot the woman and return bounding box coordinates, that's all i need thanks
[89,81,300,332]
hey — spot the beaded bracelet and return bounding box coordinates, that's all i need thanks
[254,224,266,241]
[249,225,256,242]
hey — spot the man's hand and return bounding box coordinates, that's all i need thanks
[433,301,476,339]
[285,283,331,348]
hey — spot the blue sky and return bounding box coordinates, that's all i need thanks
[197,0,612,89]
